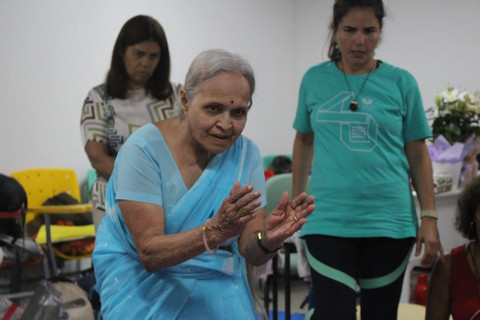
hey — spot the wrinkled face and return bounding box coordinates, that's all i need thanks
[181,72,251,154]
[334,8,381,73]
[123,40,160,90]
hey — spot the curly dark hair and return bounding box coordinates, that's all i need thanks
[455,176,480,240]
[106,15,172,100]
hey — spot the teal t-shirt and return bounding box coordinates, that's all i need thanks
[293,61,431,239]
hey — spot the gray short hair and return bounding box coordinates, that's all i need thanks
[183,49,255,106]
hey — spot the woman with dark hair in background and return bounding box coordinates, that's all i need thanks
[291,0,442,318]
[80,15,181,230]
[426,176,480,320]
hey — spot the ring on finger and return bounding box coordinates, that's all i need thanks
[294,214,299,223]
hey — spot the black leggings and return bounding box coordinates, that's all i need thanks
[304,235,414,320]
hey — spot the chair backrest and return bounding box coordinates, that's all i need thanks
[87,168,97,192]
[11,168,82,207]
[265,173,310,214]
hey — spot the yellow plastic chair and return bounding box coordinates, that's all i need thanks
[11,168,94,277]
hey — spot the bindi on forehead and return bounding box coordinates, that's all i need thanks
[230,100,235,104]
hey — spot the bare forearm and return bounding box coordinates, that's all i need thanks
[90,157,115,180]
[292,132,314,198]
[425,257,451,319]
[122,200,225,271]
[407,140,442,265]
[138,226,217,271]
[142,217,275,270]
[127,184,264,272]
[85,141,115,180]
[405,140,436,211]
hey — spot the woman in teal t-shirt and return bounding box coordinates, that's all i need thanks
[292,0,443,319]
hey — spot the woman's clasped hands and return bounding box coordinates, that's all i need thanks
[209,182,262,240]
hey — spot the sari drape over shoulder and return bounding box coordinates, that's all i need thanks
[93,128,264,320]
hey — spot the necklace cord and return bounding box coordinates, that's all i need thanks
[340,60,375,111]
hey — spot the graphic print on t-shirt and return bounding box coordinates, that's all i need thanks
[316,91,378,152]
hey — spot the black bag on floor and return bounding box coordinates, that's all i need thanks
[0,174,27,241]
[42,192,92,226]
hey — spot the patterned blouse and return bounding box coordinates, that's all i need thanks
[80,83,182,209]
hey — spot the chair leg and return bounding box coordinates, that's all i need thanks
[284,244,291,320]
[10,250,22,293]
[41,254,51,279]
[44,214,58,278]
[272,255,278,320]
[263,275,271,315]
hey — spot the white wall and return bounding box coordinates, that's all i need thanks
[0,0,297,181]
[1,0,479,185]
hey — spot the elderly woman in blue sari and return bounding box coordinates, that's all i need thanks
[93,48,315,320]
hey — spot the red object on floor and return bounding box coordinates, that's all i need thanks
[414,273,428,306]
[264,169,275,180]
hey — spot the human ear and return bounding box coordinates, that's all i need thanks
[180,89,189,114]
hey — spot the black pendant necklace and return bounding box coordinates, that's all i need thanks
[349,101,359,111]
[340,60,375,112]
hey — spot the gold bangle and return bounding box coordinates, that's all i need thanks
[420,210,438,219]
[256,231,282,255]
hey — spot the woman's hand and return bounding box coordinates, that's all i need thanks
[209,182,262,242]
[261,192,315,250]
[416,217,444,267]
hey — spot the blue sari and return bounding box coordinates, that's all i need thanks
[93,124,266,320]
